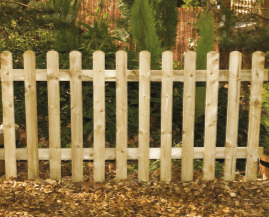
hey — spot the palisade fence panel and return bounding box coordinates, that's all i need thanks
[0,50,267,182]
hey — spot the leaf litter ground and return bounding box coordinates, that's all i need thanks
[0,160,269,216]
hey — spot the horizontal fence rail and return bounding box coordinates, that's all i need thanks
[0,50,267,182]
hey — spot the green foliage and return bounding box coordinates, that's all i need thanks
[196,10,216,70]
[130,0,163,69]
[150,0,178,50]
[195,10,216,123]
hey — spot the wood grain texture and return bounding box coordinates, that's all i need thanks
[24,51,39,179]
[1,51,17,179]
[224,51,242,181]
[246,51,265,181]
[93,51,106,182]
[203,51,219,181]
[138,51,151,182]
[160,51,173,182]
[116,51,128,180]
[70,51,83,182]
[182,51,196,182]
[47,51,61,180]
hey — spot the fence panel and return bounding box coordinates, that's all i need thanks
[47,51,61,180]
[93,51,106,182]
[203,51,219,181]
[138,51,151,182]
[246,51,265,181]
[182,51,196,182]
[1,51,17,179]
[70,51,83,182]
[24,51,39,180]
[224,51,242,181]
[0,50,267,183]
[160,51,173,182]
[116,51,128,180]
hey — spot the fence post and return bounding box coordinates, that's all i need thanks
[246,51,265,181]
[1,51,17,179]
[138,51,151,182]
[224,51,242,181]
[182,51,196,182]
[70,51,83,182]
[24,51,39,179]
[116,51,128,180]
[93,51,106,182]
[47,51,61,180]
[160,51,173,182]
[203,51,219,181]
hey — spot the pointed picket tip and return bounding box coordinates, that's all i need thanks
[69,50,82,58]
[0,51,12,67]
[93,50,105,56]
[207,50,219,57]
[230,51,242,56]
[162,50,173,56]
[23,50,35,56]
[253,51,265,57]
[184,51,196,60]
[1,51,12,56]
[116,50,127,55]
[47,50,58,55]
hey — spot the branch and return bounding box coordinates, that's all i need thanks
[0,0,43,11]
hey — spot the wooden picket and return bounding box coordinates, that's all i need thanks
[224,51,242,181]
[138,51,151,182]
[0,51,17,179]
[246,52,265,181]
[182,51,196,182]
[0,50,267,183]
[24,51,39,179]
[47,51,61,180]
[203,51,220,181]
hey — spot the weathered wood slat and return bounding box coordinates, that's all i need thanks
[138,51,151,182]
[1,51,17,179]
[0,147,263,160]
[47,51,61,180]
[160,51,173,182]
[70,51,83,182]
[246,51,265,181]
[93,51,106,182]
[116,51,128,180]
[224,51,242,181]
[24,51,39,179]
[3,69,267,82]
[182,51,196,182]
[203,51,220,181]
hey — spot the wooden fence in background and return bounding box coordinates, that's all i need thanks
[0,50,267,182]
[76,0,203,63]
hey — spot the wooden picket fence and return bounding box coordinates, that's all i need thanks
[0,50,267,182]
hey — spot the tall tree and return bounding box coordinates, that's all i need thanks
[131,0,163,68]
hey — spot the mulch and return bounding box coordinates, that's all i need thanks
[0,160,269,216]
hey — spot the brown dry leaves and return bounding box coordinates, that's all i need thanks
[0,161,269,217]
